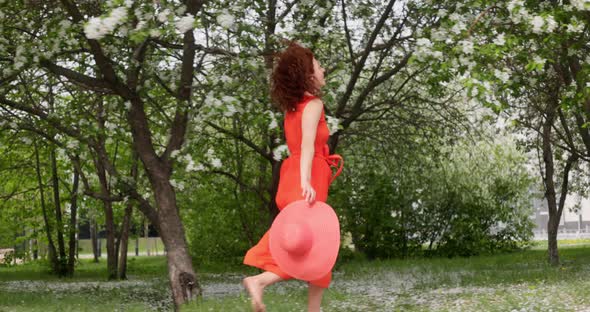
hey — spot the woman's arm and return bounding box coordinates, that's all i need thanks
[300,98,323,203]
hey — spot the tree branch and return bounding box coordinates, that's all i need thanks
[205,121,272,161]
[39,59,114,94]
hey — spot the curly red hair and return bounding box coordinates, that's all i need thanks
[271,42,320,112]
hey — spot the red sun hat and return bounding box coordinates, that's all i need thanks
[269,200,341,281]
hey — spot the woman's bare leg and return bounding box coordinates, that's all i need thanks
[243,271,283,312]
[307,283,325,312]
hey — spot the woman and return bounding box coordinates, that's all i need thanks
[242,42,342,312]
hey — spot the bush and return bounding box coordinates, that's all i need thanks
[331,141,534,259]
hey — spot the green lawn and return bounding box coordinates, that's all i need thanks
[1,241,589,311]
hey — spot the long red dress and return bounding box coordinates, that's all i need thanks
[243,95,342,288]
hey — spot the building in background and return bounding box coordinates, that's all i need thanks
[531,193,590,240]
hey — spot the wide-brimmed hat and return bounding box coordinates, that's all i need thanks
[269,200,340,281]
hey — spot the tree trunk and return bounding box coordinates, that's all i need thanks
[32,236,38,260]
[118,154,138,279]
[50,147,67,275]
[144,218,150,256]
[541,95,577,266]
[90,217,99,263]
[118,201,133,279]
[67,166,80,276]
[135,231,139,257]
[542,100,560,266]
[33,140,59,272]
[93,154,118,279]
[151,178,201,307]
[103,200,117,279]
[547,218,559,266]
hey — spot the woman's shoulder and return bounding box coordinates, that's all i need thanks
[295,95,323,111]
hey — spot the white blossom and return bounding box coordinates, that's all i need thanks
[84,17,106,39]
[431,29,446,42]
[571,0,590,11]
[530,16,544,34]
[225,104,237,117]
[222,95,238,104]
[493,33,505,46]
[217,10,235,29]
[149,29,161,38]
[507,0,524,12]
[494,69,510,83]
[545,15,557,32]
[267,110,278,130]
[326,115,341,135]
[175,14,195,34]
[175,5,186,16]
[567,18,584,33]
[533,55,546,66]
[84,7,128,40]
[170,150,180,159]
[449,13,462,21]
[450,21,466,35]
[104,121,117,131]
[273,144,289,161]
[416,38,433,48]
[170,179,185,191]
[459,40,474,54]
[134,20,147,31]
[186,158,201,172]
[157,9,171,22]
[211,158,222,168]
[66,140,79,150]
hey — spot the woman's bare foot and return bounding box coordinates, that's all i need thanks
[243,277,266,312]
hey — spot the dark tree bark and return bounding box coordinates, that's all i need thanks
[541,92,577,266]
[117,154,138,279]
[90,217,99,263]
[33,140,59,272]
[67,165,80,276]
[91,99,118,280]
[94,155,117,279]
[49,147,68,275]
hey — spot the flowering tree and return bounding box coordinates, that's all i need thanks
[0,0,210,306]
[414,0,590,265]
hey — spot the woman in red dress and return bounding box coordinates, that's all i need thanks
[242,43,340,312]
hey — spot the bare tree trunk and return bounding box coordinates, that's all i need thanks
[118,201,133,279]
[67,166,80,276]
[32,235,38,260]
[34,140,59,272]
[50,147,67,275]
[160,210,200,307]
[91,98,118,279]
[144,218,150,256]
[103,199,117,279]
[135,230,139,257]
[118,154,138,279]
[542,98,561,266]
[90,217,99,263]
[541,94,577,266]
[151,177,201,307]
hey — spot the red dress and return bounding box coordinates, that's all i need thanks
[243,95,343,288]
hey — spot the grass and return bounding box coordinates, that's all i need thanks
[1,241,590,311]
